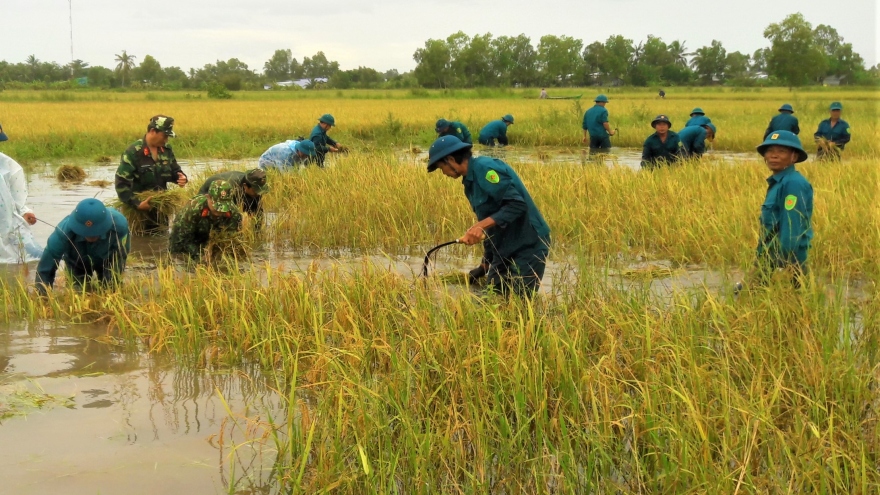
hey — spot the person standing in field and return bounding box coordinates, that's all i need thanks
[581,94,616,153]
[435,119,473,144]
[426,136,551,297]
[35,199,130,295]
[258,139,317,170]
[478,114,514,147]
[310,114,343,167]
[169,180,242,261]
[115,115,188,235]
[539,88,548,99]
[678,123,716,158]
[685,107,711,127]
[640,115,683,169]
[198,168,269,218]
[813,102,851,161]
[658,89,666,99]
[0,123,43,263]
[735,130,813,292]
[763,104,799,139]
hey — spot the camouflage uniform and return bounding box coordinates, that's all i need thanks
[198,169,268,216]
[169,180,242,260]
[115,115,186,234]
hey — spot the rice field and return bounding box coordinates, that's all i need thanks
[1,88,878,493]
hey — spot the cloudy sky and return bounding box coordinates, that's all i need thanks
[4,0,878,73]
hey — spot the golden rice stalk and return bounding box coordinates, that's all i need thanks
[56,164,87,182]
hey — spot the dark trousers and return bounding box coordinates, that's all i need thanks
[487,242,550,298]
[478,136,508,147]
[68,256,125,290]
[589,135,611,152]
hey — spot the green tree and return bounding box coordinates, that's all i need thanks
[455,33,495,86]
[491,34,537,87]
[537,35,583,86]
[264,49,292,81]
[724,51,751,81]
[162,66,189,89]
[135,55,162,85]
[114,50,137,87]
[301,52,340,82]
[814,24,865,82]
[413,39,452,88]
[691,40,727,84]
[763,13,826,87]
[67,59,89,78]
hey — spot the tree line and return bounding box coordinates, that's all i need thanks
[0,14,875,91]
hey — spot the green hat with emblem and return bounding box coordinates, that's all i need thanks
[757,130,807,163]
[294,140,317,157]
[319,114,336,126]
[427,136,473,172]
[208,179,236,213]
[70,198,113,237]
[147,115,176,137]
[779,103,794,113]
[594,94,609,103]
[244,168,270,195]
[690,107,705,116]
[651,114,672,128]
[829,102,843,111]
[502,114,514,124]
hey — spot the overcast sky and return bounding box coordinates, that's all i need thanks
[4,0,878,73]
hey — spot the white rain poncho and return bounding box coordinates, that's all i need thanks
[0,152,43,263]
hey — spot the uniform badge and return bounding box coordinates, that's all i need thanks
[485,170,500,184]
[784,195,797,210]
[771,133,779,140]
[85,220,93,227]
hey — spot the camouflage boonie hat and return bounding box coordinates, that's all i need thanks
[244,168,270,195]
[148,115,176,137]
[208,180,235,213]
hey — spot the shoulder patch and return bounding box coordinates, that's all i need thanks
[485,170,500,184]
[784,195,797,210]
[846,127,851,134]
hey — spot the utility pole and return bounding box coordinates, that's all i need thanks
[69,0,74,78]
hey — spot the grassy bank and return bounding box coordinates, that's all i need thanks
[1,260,877,492]
[1,88,877,161]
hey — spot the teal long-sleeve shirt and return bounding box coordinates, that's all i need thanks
[813,119,851,149]
[677,126,709,156]
[685,115,711,127]
[757,165,813,266]
[764,113,800,139]
[310,124,338,154]
[463,156,550,260]
[36,208,130,289]
[438,121,473,144]
[640,131,683,168]
[582,105,609,137]
[478,120,508,141]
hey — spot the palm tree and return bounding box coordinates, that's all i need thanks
[668,40,689,67]
[25,55,40,80]
[114,50,137,87]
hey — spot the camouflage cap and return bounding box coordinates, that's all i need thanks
[208,180,236,213]
[148,115,176,137]
[244,168,270,195]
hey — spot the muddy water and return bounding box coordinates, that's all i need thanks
[0,321,283,494]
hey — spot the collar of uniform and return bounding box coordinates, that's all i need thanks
[767,164,796,184]
[141,135,165,155]
[463,156,480,184]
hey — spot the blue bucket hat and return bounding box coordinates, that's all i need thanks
[294,140,317,157]
[319,114,336,126]
[594,94,609,103]
[501,114,514,124]
[829,102,843,111]
[779,103,794,113]
[427,136,473,172]
[690,107,705,116]
[435,119,450,132]
[757,130,807,163]
[70,198,113,238]
[0,123,7,142]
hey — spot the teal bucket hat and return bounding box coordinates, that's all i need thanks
[319,114,336,126]
[594,94,609,103]
[757,130,807,163]
[779,103,794,113]
[829,102,843,111]
[501,114,514,124]
[690,107,705,116]
[70,198,113,238]
[427,136,473,172]
[295,140,317,157]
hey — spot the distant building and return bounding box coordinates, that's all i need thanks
[264,78,329,89]
[822,75,847,86]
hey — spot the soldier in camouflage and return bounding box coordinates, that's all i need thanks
[169,180,242,260]
[198,168,269,217]
[115,115,188,234]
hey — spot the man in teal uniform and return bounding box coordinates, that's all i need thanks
[582,94,616,153]
[685,108,711,127]
[310,114,343,167]
[35,198,130,294]
[678,123,716,158]
[435,119,472,144]
[198,168,269,217]
[426,136,550,297]
[640,115,683,169]
[813,102,851,161]
[735,130,813,292]
[763,104,799,139]
[169,180,243,261]
[478,114,514,147]
[115,115,188,235]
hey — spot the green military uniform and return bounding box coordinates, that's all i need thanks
[198,170,267,216]
[764,104,799,139]
[641,133,682,169]
[583,95,611,151]
[115,116,185,234]
[169,180,243,260]
[813,103,851,161]
[436,119,473,144]
[310,114,337,167]
[478,115,513,146]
